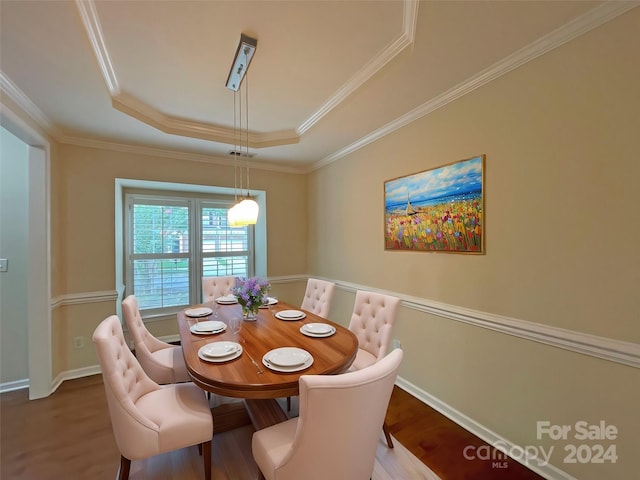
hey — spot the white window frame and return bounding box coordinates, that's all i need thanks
[115,178,267,322]
[124,194,194,316]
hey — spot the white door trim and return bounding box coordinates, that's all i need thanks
[1,104,52,399]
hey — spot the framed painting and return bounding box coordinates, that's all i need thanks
[384,154,485,253]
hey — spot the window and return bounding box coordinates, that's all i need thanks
[124,193,254,316]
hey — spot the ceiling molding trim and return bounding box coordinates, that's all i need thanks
[74,0,418,150]
[75,0,119,94]
[296,0,419,136]
[58,135,305,174]
[0,71,57,134]
[312,1,638,172]
[112,92,299,148]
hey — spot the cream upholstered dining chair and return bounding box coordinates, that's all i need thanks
[202,275,236,303]
[252,348,403,480]
[347,289,401,448]
[93,315,213,480]
[121,294,190,384]
[300,278,335,317]
[286,278,337,410]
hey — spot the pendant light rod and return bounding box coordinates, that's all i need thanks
[227,33,259,227]
[244,67,250,196]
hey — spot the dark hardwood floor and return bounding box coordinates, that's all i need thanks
[1,375,543,480]
[386,386,544,480]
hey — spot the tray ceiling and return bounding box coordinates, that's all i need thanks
[1,0,634,172]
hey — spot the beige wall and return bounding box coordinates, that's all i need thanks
[16,5,638,479]
[51,145,307,373]
[308,9,639,480]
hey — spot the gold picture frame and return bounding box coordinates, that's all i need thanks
[384,155,485,253]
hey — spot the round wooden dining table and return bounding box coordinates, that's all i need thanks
[178,300,358,400]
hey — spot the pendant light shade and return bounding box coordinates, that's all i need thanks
[227,203,240,227]
[234,198,259,225]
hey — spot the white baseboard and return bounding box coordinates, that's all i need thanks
[396,376,578,480]
[50,365,102,392]
[0,378,29,394]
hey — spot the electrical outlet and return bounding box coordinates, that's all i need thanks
[73,336,84,349]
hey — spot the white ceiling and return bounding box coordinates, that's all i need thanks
[1,0,635,173]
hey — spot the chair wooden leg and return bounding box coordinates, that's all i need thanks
[119,455,131,480]
[203,440,212,480]
[382,421,394,449]
[286,396,291,412]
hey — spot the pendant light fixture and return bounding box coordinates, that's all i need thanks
[227,34,259,227]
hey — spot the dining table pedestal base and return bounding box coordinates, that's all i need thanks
[209,402,252,433]
[244,398,289,431]
[208,398,289,434]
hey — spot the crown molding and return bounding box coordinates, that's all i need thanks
[57,135,306,174]
[76,0,415,148]
[297,0,419,136]
[0,71,57,135]
[7,1,636,173]
[112,92,299,148]
[311,1,639,171]
[75,0,119,94]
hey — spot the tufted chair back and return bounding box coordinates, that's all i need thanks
[300,278,336,318]
[252,349,403,480]
[93,315,161,458]
[348,290,401,370]
[202,275,236,303]
[122,294,190,384]
[93,315,213,480]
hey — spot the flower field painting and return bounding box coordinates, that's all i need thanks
[384,155,485,253]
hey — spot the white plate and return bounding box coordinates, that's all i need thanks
[216,295,238,305]
[263,348,314,372]
[190,321,226,335]
[300,324,336,338]
[275,310,306,321]
[198,342,242,362]
[265,347,310,367]
[302,323,333,334]
[201,341,241,358]
[259,297,278,308]
[185,307,213,317]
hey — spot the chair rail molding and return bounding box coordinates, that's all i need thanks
[51,290,119,310]
[331,279,640,369]
[49,279,640,370]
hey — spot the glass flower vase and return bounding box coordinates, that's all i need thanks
[242,304,259,321]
